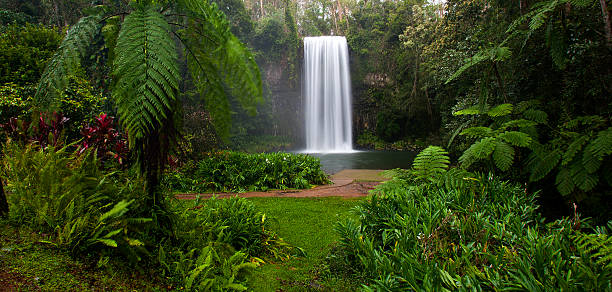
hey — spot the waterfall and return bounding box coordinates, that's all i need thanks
[304,36,354,153]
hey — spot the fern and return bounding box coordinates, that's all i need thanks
[412,146,450,179]
[459,137,496,168]
[487,104,513,117]
[493,140,515,171]
[498,131,532,147]
[575,226,612,270]
[583,128,612,173]
[460,126,493,138]
[528,147,561,182]
[112,5,179,139]
[35,15,101,108]
[180,0,263,140]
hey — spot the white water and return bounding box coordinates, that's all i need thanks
[303,36,354,153]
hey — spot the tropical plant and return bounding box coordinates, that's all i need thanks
[163,151,329,193]
[33,0,263,211]
[527,116,612,196]
[332,169,612,290]
[78,113,129,166]
[454,103,541,171]
[1,142,150,256]
[411,145,450,180]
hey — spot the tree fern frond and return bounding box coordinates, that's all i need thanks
[459,137,496,168]
[112,5,179,139]
[555,167,575,196]
[498,131,532,147]
[453,105,484,116]
[180,0,262,140]
[583,128,612,173]
[445,52,488,84]
[487,103,513,117]
[546,23,568,69]
[460,126,493,138]
[528,149,561,182]
[562,135,589,166]
[522,109,548,124]
[412,146,450,179]
[493,140,515,171]
[35,15,101,108]
[570,161,599,192]
[500,119,538,130]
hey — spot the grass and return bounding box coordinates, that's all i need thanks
[247,196,364,291]
[0,196,365,291]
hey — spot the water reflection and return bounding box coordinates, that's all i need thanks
[304,151,416,174]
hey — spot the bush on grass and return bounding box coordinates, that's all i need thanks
[2,142,296,290]
[330,147,612,290]
[163,151,329,193]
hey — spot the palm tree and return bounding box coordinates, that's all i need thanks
[33,0,262,209]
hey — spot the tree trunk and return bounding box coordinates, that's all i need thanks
[601,0,612,47]
[0,177,8,217]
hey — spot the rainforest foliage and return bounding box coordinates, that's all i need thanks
[0,0,611,290]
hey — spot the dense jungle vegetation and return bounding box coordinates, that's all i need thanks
[0,0,611,290]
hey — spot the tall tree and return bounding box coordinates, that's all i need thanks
[34,0,262,210]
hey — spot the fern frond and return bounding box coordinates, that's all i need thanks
[493,140,515,171]
[528,148,561,182]
[412,146,450,179]
[113,5,179,139]
[575,230,612,270]
[570,161,599,192]
[445,52,488,84]
[522,109,548,124]
[453,105,484,116]
[35,15,101,108]
[179,0,263,140]
[562,135,589,166]
[555,167,575,196]
[460,126,493,138]
[583,128,612,173]
[459,137,496,168]
[498,131,532,147]
[487,104,513,117]
[500,119,538,130]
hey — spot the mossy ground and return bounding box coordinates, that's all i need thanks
[0,196,364,291]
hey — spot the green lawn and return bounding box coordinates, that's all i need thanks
[247,197,364,291]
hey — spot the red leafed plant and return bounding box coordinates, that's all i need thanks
[0,112,68,148]
[79,113,129,166]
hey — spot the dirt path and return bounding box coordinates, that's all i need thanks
[175,169,388,199]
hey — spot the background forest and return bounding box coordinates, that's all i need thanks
[0,0,611,290]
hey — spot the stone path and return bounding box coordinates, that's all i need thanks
[174,169,388,199]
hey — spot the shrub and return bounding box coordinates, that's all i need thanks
[331,169,612,290]
[0,23,61,85]
[163,151,329,193]
[1,142,149,256]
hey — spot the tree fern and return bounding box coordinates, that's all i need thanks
[113,5,179,139]
[493,140,515,171]
[35,15,101,108]
[459,137,496,168]
[499,131,532,147]
[412,146,450,180]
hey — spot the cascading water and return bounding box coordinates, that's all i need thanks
[303,36,354,153]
